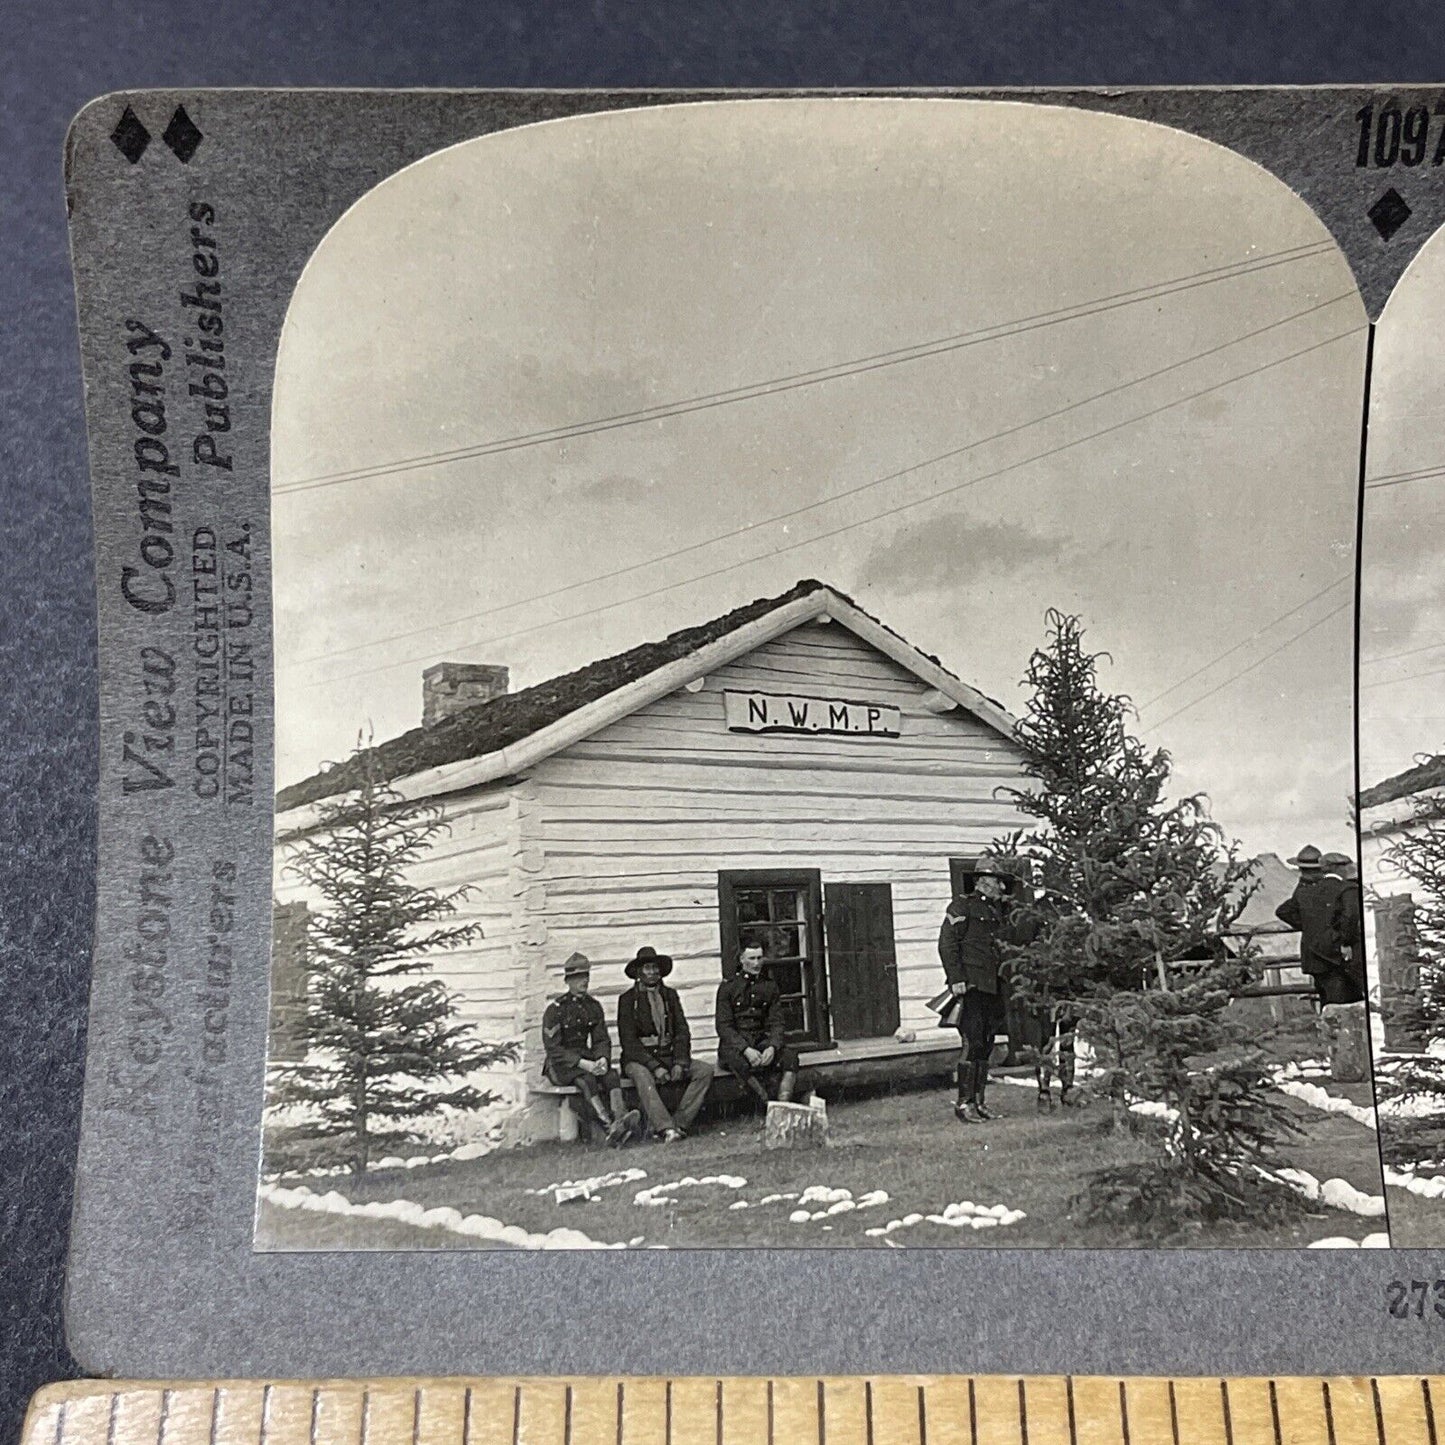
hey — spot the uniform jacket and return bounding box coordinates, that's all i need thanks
[617,982,693,1069]
[715,971,786,1052]
[1329,883,1366,987]
[1275,875,1346,977]
[938,893,1007,994]
[541,990,611,1077]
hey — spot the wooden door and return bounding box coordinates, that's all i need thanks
[824,882,900,1040]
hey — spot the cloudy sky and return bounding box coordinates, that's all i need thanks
[1361,229,1445,793]
[272,98,1366,859]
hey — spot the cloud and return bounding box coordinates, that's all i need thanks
[856,516,1069,595]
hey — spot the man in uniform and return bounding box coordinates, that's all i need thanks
[617,945,714,1141]
[1275,845,1350,1006]
[938,861,1011,1123]
[715,941,801,1107]
[1326,853,1368,1004]
[541,952,640,1145]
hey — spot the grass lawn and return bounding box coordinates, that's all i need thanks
[258,1076,1389,1251]
[1381,1182,1445,1248]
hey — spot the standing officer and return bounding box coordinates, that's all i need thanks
[617,945,714,1141]
[541,952,640,1145]
[1275,845,1349,1007]
[715,942,801,1108]
[1326,854,1368,1004]
[937,861,1011,1123]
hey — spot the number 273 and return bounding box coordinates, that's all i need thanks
[1385,1280,1445,1318]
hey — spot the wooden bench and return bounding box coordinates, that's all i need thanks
[532,1037,960,1142]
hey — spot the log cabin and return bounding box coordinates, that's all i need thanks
[271,580,1033,1142]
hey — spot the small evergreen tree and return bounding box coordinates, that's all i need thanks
[996,611,1302,1232]
[1377,791,1445,1169]
[268,746,518,1175]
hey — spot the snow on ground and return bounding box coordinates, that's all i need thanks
[259,1181,644,1250]
[633,1174,746,1206]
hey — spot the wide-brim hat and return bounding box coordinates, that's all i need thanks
[972,859,1016,883]
[1289,845,1324,869]
[1321,851,1354,870]
[625,945,674,979]
[562,951,592,979]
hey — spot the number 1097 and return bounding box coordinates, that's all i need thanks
[1356,104,1445,168]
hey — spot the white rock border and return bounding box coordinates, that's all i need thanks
[633,1174,747,1207]
[865,1200,1025,1238]
[258,1181,644,1250]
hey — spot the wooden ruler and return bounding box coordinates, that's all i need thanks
[19,1378,1445,1445]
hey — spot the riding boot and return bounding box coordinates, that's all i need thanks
[973,1061,994,1120]
[778,1071,796,1104]
[954,1062,976,1122]
[1035,1066,1053,1112]
[746,1076,770,1111]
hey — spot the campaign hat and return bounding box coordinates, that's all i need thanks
[562,951,592,979]
[1288,845,1324,870]
[1321,851,1354,871]
[625,945,674,980]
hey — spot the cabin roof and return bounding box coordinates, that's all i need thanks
[277,579,1020,814]
[1231,851,1299,932]
[1359,754,1445,812]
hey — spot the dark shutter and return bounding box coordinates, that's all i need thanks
[270,900,311,1063]
[824,882,900,1040]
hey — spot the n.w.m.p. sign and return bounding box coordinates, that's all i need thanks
[723,690,901,737]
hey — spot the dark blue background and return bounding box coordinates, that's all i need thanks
[4,3,1443,1440]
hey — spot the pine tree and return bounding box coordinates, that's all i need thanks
[996,611,1302,1232]
[1377,791,1445,1169]
[268,747,518,1175]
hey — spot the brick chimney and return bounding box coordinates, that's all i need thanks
[422,662,510,727]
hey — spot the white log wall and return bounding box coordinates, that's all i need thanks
[520,620,1030,1064]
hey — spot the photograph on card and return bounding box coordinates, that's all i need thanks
[256,98,1387,1251]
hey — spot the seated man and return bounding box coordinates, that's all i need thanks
[715,942,802,1107]
[541,952,640,1145]
[617,945,714,1141]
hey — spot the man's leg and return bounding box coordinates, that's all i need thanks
[626,1062,677,1135]
[571,1071,613,1141]
[673,1059,714,1132]
[719,1043,770,1107]
[601,1069,640,1144]
[774,1044,801,1104]
[959,995,990,1121]
[973,995,1007,1117]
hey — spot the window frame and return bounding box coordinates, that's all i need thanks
[717,867,830,1048]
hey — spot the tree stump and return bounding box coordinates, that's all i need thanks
[764,1100,830,1150]
[1321,1001,1368,1084]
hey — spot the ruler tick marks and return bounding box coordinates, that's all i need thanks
[1425,1379,1439,1445]
[462,1389,473,1445]
[1372,1380,1386,1445]
[767,1381,775,1445]
[1221,1380,1235,1445]
[969,1379,978,1445]
[715,1381,723,1445]
[360,1391,371,1445]
[261,1386,275,1445]
[665,1382,673,1445]
[1018,1380,1029,1445]
[564,1387,573,1445]
[1118,1382,1130,1445]
[158,1390,174,1445]
[106,1393,119,1445]
[866,1382,875,1445]
[412,1391,423,1445]
[52,1399,66,1445]
[818,1382,826,1445]
[615,1383,624,1445]
[1324,1381,1338,1445]
[309,1390,321,1445]
[1066,1379,1077,1445]
[917,1387,927,1445]
[1167,1381,1180,1445]
[1268,1381,1282,1445]
[208,1387,221,1445]
[512,1387,521,1445]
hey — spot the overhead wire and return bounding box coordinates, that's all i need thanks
[273,240,1339,498]
[298,310,1364,691]
[294,291,1359,673]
